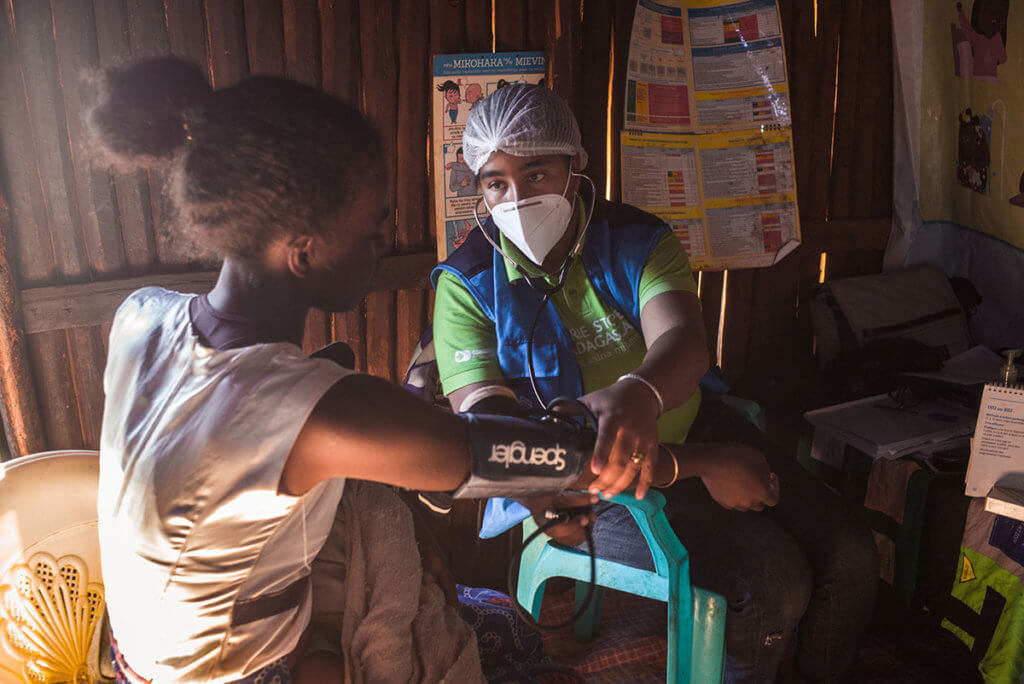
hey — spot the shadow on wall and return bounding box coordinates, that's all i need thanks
[907,221,1024,350]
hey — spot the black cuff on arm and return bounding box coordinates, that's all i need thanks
[452,412,591,499]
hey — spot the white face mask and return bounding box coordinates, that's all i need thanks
[485,172,574,267]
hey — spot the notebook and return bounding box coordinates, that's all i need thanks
[965,384,1024,497]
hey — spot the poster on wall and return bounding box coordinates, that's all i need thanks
[625,0,692,130]
[919,0,1022,249]
[431,52,546,260]
[621,128,799,270]
[622,0,799,270]
[625,0,791,133]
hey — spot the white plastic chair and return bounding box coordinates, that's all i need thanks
[0,450,110,684]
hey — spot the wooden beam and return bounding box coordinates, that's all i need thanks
[0,192,46,458]
[464,0,492,52]
[395,0,432,374]
[244,0,285,76]
[607,0,635,202]
[22,272,217,334]
[493,0,526,52]
[698,270,724,363]
[321,0,364,367]
[19,252,438,334]
[359,0,399,381]
[798,217,891,253]
[578,0,612,196]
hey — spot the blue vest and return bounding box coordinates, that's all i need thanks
[432,199,670,408]
[432,199,670,537]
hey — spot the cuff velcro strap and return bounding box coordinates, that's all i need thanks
[453,412,590,499]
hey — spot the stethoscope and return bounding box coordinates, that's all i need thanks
[471,172,598,409]
[472,173,606,631]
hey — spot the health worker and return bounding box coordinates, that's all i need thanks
[431,83,879,683]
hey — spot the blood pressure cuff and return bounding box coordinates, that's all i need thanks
[453,412,592,499]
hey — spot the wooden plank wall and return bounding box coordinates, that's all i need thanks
[719,0,894,387]
[0,0,892,471]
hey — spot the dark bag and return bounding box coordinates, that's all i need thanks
[809,264,973,396]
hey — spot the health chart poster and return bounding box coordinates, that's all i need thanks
[622,0,800,270]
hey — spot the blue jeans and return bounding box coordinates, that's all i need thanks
[575,399,879,683]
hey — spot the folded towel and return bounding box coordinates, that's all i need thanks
[311,481,485,684]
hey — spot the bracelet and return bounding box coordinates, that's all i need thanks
[658,445,680,488]
[617,373,664,416]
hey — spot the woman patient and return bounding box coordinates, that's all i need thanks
[88,58,659,684]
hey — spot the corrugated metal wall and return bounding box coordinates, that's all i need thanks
[0,0,892,468]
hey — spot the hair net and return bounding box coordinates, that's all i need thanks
[461,84,588,175]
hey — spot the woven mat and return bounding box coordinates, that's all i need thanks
[539,586,667,683]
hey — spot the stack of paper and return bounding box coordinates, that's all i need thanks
[904,344,1006,387]
[804,394,977,460]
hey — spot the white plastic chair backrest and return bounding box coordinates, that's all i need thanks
[0,450,107,684]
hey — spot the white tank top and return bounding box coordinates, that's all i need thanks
[98,288,350,683]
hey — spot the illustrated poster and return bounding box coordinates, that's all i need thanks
[919,0,1023,249]
[431,52,546,260]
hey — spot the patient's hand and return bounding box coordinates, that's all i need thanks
[520,491,598,547]
[700,444,779,512]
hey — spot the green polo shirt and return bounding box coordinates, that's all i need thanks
[433,211,702,441]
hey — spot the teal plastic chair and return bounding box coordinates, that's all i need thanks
[517,396,768,683]
[517,490,726,683]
